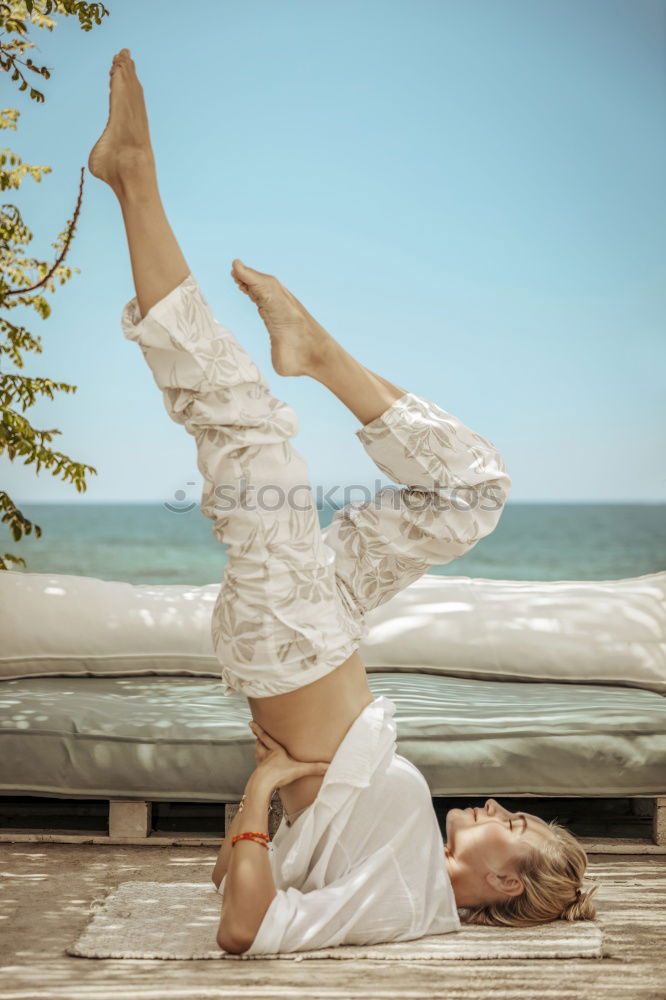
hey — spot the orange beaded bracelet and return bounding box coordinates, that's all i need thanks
[232,831,269,849]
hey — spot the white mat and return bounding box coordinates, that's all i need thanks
[67,882,604,961]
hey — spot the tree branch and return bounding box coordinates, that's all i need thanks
[4,165,84,296]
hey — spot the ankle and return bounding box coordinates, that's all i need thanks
[113,149,158,201]
[307,327,343,379]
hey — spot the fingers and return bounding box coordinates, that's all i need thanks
[248,720,280,750]
[248,721,331,780]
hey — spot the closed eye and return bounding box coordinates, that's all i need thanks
[510,814,528,835]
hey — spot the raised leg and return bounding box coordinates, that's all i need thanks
[88,48,189,317]
[89,50,367,706]
[116,274,367,701]
[323,392,513,619]
[226,263,512,623]
[91,48,406,432]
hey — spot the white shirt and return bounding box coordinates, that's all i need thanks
[218,696,461,954]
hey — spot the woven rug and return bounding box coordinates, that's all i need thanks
[67,882,604,961]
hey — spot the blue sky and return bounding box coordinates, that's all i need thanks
[4,0,665,504]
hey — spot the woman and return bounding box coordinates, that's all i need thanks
[89,49,597,955]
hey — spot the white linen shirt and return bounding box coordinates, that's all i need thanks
[217,695,461,955]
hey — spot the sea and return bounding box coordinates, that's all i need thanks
[7,501,665,584]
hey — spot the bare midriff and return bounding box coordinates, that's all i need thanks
[247,650,374,816]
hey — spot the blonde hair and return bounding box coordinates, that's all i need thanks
[461,820,599,927]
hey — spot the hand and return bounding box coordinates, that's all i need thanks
[249,720,330,791]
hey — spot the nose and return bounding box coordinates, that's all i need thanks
[484,798,511,818]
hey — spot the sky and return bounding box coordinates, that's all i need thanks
[3,0,665,505]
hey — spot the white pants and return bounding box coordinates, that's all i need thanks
[121,273,512,698]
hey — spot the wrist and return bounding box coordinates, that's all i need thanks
[245,769,275,803]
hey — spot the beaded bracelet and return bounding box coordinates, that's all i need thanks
[234,831,269,842]
[232,831,269,849]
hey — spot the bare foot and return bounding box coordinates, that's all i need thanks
[88,48,156,192]
[230,260,337,377]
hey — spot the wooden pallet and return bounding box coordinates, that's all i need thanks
[0,796,664,851]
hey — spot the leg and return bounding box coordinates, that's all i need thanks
[304,325,514,616]
[323,391,513,619]
[90,51,363,701]
[229,263,513,620]
[118,280,364,697]
[311,350,410,427]
[312,301,513,617]
[88,49,189,317]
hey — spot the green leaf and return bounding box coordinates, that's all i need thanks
[1,2,108,568]
[0,553,27,571]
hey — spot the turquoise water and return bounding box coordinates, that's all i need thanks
[5,502,664,584]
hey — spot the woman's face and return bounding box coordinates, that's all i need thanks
[445,798,555,907]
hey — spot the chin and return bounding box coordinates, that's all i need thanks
[447,806,475,825]
[445,806,473,846]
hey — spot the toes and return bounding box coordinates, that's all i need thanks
[115,49,135,72]
[232,260,258,287]
[234,258,262,278]
[111,52,127,78]
[233,259,278,290]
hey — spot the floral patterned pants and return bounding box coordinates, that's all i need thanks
[121,273,512,698]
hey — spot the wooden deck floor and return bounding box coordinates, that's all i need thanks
[1,845,665,1000]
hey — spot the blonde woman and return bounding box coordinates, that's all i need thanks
[89,49,597,955]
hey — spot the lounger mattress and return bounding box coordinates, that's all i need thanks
[1,673,664,799]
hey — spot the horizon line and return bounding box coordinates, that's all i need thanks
[9,498,666,506]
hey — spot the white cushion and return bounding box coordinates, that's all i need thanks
[0,572,221,679]
[360,572,666,695]
[0,570,664,694]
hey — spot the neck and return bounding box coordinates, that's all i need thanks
[445,850,484,908]
[444,850,462,904]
